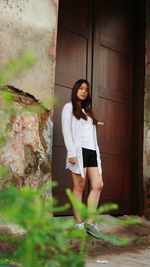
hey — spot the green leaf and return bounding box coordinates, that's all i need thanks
[0,51,37,86]
[95,232,133,246]
[97,203,118,214]
[52,203,70,212]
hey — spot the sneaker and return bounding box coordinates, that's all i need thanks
[84,223,101,238]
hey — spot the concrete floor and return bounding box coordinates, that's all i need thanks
[84,215,150,267]
[86,248,150,266]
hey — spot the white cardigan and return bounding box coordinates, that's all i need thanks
[61,102,102,178]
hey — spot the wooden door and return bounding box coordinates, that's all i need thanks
[52,0,92,214]
[92,0,134,214]
[52,0,135,215]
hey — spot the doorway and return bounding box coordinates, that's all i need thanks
[52,0,145,215]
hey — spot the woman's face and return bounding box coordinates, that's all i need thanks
[77,83,88,101]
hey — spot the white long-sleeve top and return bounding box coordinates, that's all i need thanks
[61,102,102,178]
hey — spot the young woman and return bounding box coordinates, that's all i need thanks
[61,79,104,237]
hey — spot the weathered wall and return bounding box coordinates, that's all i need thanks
[0,86,51,189]
[144,0,150,218]
[0,0,58,107]
[0,0,59,195]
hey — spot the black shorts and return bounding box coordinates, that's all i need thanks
[82,147,98,168]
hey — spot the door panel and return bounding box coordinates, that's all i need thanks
[97,0,133,45]
[53,85,71,147]
[56,29,87,87]
[59,0,89,36]
[52,85,74,213]
[92,0,134,213]
[97,98,130,155]
[52,0,91,214]
[99,45,130,103]
[52,146,73,203]
[102,155,129,200]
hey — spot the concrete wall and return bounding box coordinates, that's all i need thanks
[0,0,59,191]
[0,0,59,107]
[144,0,150,218]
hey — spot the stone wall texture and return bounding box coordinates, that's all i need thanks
[0,0,58,107]
[145,0,150,218]
[0,86,51,189]
[0,0,59,190]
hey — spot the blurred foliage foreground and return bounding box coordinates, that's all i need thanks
[0,52,141,267]
[0,185,141,267]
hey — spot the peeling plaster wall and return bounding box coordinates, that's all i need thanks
[0,0,59,191]
[0,0,59,107]
[0,87,51,189]
[144,0,150,218]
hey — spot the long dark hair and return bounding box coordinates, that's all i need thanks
[71,79,97,125]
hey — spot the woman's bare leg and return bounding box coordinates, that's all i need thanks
[71,169,86,223]
[86,167,103,224]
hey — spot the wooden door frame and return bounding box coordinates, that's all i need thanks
[132,0,145,215]
[53,0,145,215]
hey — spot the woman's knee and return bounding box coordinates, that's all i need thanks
[93,181,104,192]
[74,180,85,192]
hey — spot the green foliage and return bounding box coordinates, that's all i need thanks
[0,186,142,267]
[0,51,37,86]
[0,186,86,267]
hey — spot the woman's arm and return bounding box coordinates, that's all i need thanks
[61,103,76,158]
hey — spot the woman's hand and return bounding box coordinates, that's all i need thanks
[68,157,77,165]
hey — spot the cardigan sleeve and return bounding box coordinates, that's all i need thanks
[61,103,76,158]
